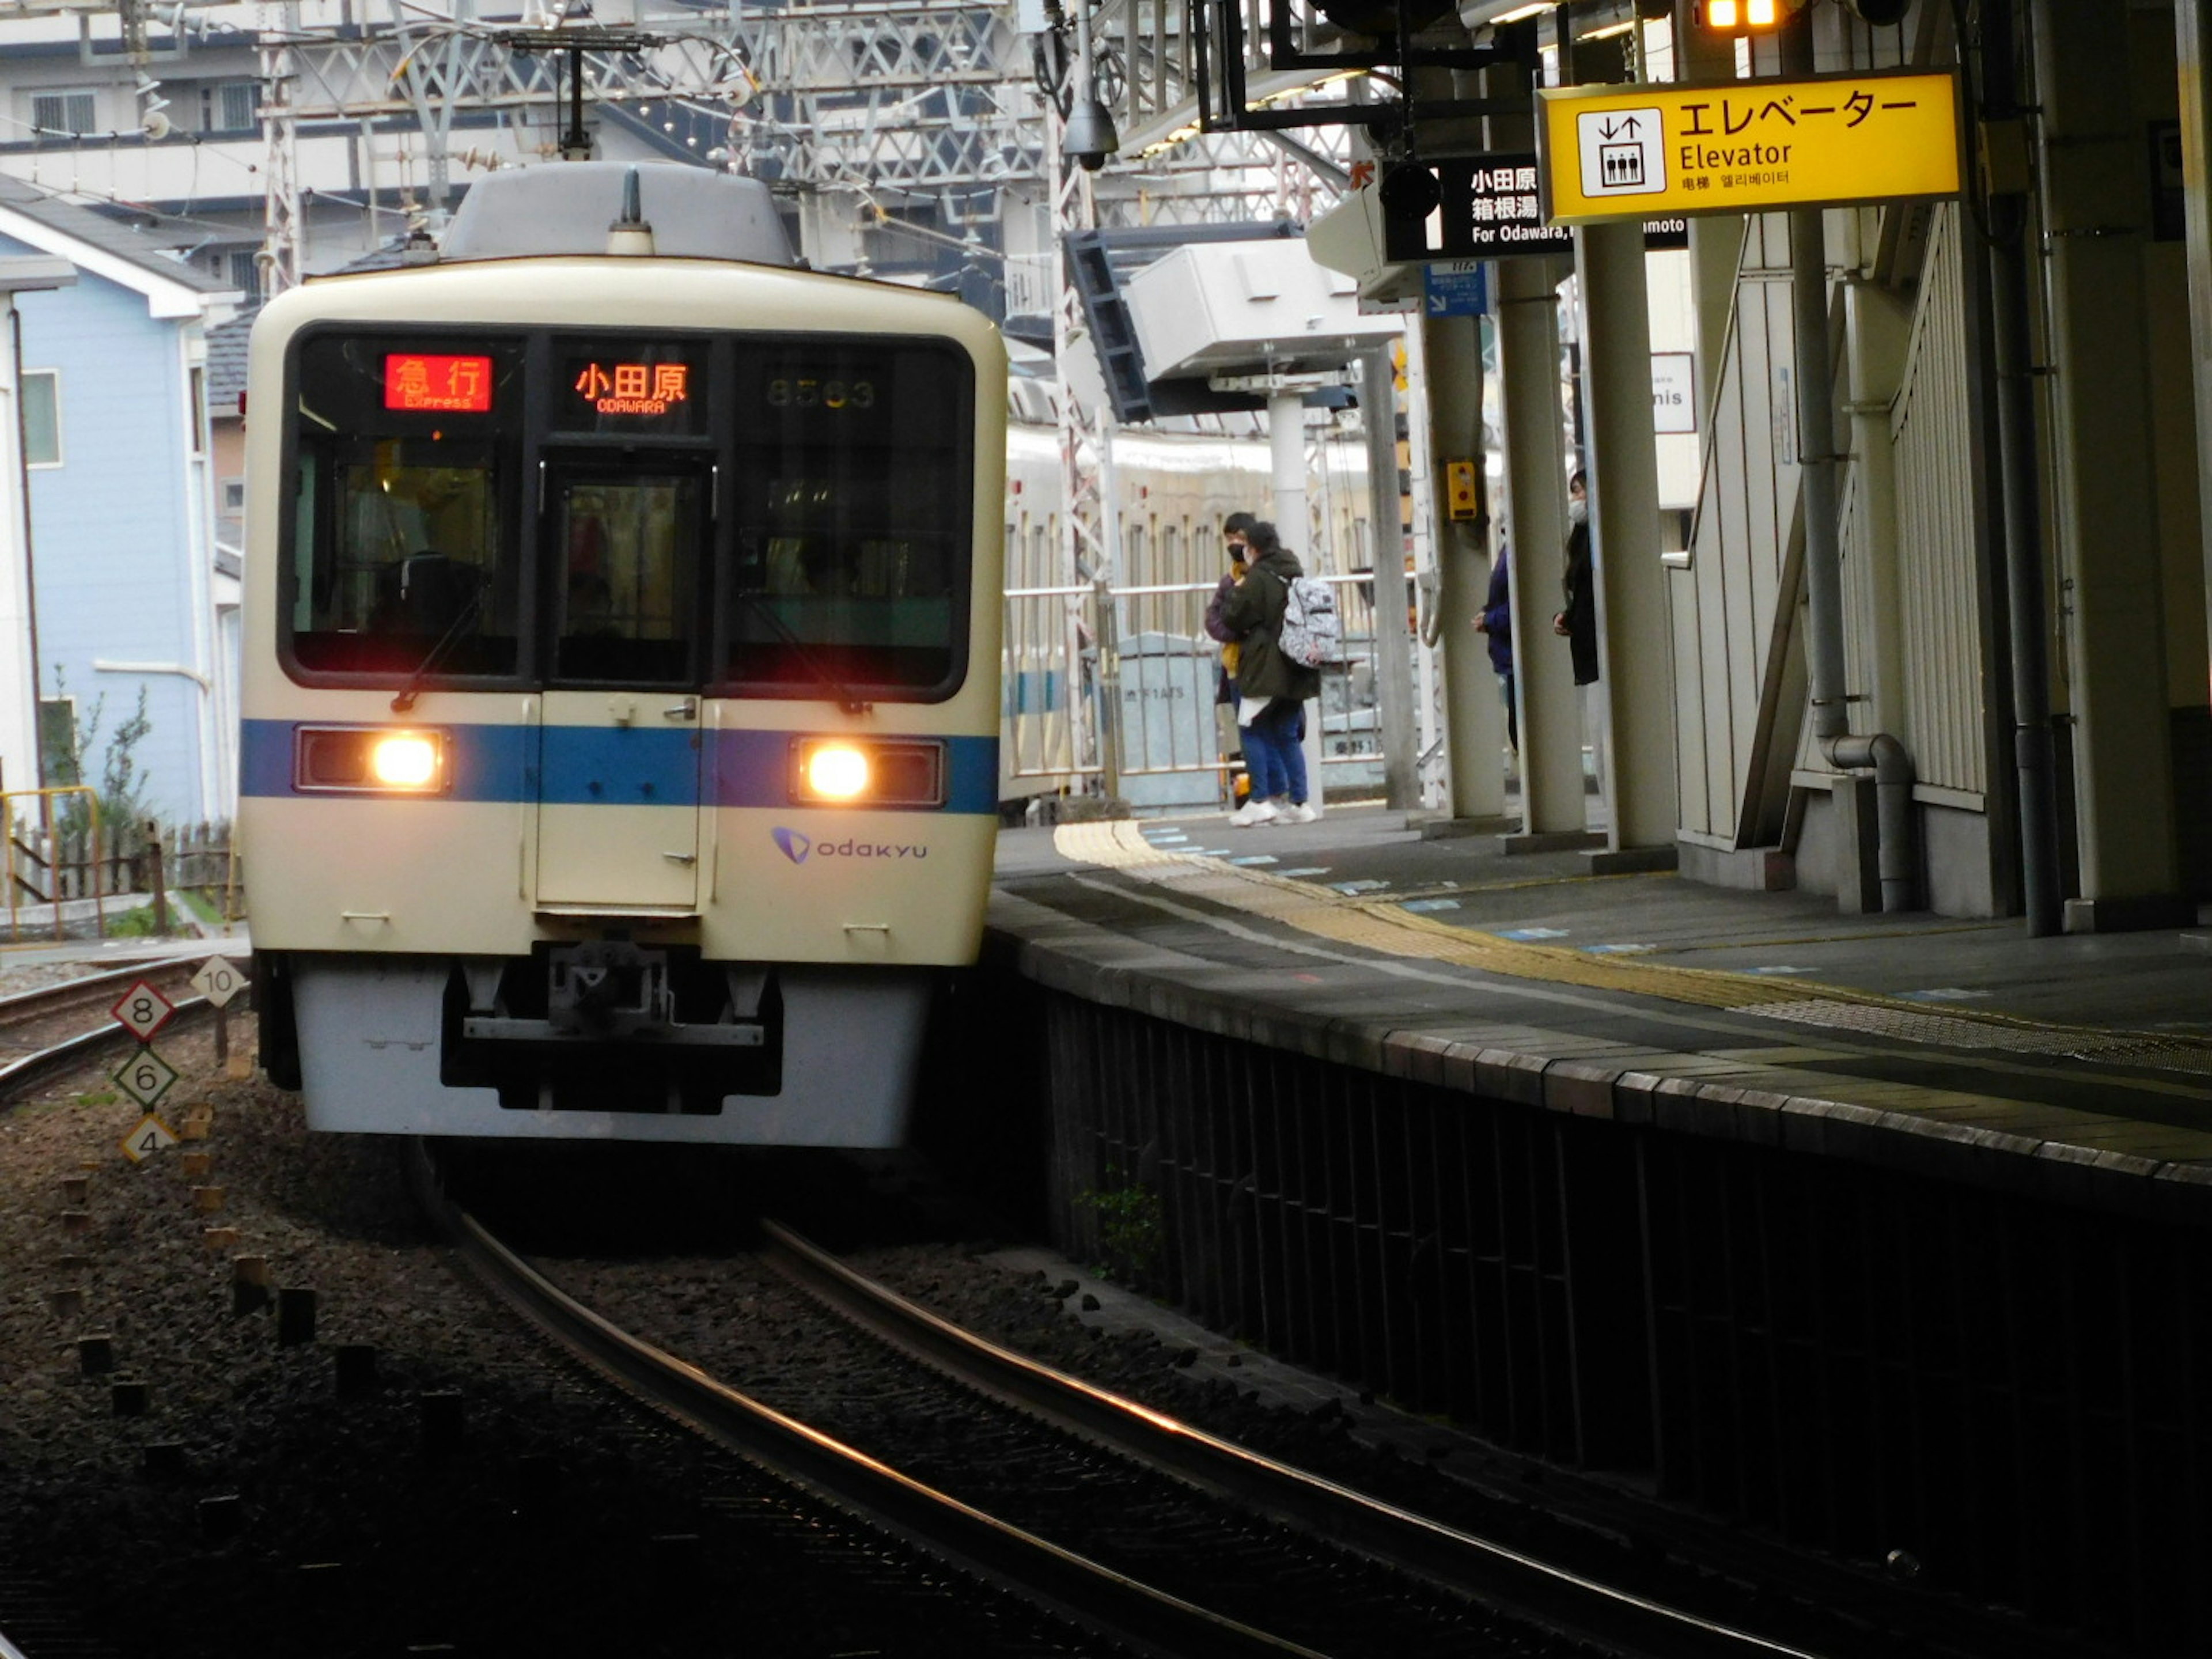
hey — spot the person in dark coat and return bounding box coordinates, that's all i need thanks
[1553,470,1599,686]
[1206,512,1257,777]
[1476,540,1516,751]
[1219,520,1322,826]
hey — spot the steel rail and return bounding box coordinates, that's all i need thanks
[407,1142,1327,1659]
[760,1218,1832,1659]
[0,953,207,1021]
[0,991,214,1098]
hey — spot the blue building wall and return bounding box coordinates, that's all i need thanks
[5,230,210,824]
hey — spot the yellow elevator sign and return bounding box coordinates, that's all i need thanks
[1536,70,1961,226]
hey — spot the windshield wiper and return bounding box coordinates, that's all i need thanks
[729,588,874,715]
[391,587,486,713]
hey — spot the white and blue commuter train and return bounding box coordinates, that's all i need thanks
[238,162,1007,1146]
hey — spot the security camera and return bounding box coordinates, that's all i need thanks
[1062,96,1118,173]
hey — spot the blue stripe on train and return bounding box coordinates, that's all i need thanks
[240,720,1001,815]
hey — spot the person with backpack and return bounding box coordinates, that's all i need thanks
[1218,518,1322,826]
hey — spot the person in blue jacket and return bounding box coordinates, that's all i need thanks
[1476,539,1516,752]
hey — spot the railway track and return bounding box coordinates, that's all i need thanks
[0,955,217,1099]
[415,1143,1835,1659]
[0,950,226,1659]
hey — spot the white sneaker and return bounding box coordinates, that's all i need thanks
[1228,800,1278,827]
[1277,802,1319,825]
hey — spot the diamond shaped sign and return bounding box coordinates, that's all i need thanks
[190,957,248,1010]
[112,1047,180,1111]
[120,1113,179,1164]
[110,981,177,1043]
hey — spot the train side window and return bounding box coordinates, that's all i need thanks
[282,332,524,681]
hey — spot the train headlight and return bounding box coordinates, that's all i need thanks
[294,726,452,794]
[789,738,946,808]
[370,733,442,788]
[805,743,871,800]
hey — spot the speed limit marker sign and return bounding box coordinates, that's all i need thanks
[113,1047,180,1111]
[191,957,247,1009]
[120,1113,179,1163]
[110,980,177,1043]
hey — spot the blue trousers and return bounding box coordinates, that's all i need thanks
[1241,699,1308,805]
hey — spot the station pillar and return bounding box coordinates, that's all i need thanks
[1495,255,1588,842]
[1270,387,1327,811]
[1573,218,1677,863]
[2033,0,2190,930]
[1423,312,1507,824]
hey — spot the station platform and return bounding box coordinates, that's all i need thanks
[989,803,2212,1225]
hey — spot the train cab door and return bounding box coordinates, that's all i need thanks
[533,457,712,913]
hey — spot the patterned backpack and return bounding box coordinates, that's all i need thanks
[1277,575,1342,669]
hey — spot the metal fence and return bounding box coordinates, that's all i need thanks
[3,794,237,940]
[1002,570,1389,806]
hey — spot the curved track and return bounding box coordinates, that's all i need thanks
[414,1141,1832,1659]
[0,956,217,1098]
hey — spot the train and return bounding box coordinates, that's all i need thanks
[237,161,1007,1147]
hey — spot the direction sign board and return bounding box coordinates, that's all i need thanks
[113,1047,180,1112]
[1537,70,1961,226]
[1380,153,1686,263]
[1422,261,1488,319]
[110,980,177,1044]
[120,1113,178,1164]
[191,957,248,1009]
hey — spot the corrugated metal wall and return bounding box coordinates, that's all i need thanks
[1887,206,1988,798]
[1671,216,1802,849]
[1677,199,1989,849]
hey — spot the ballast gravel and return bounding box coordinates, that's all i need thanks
[0,1019,1082,1659]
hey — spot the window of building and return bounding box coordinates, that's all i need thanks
[36,696,75,789]
[30,90,98,137]
[189,366,207,455]
[202,81,257,133]
[222,478,246,513]
[225,248,261,301]
[21,370,59,467]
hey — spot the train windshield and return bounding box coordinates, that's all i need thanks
[279,328,974,699]
[721,342,971,694]
[286,336,526,677]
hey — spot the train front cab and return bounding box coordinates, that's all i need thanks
[239,263,1006,1145]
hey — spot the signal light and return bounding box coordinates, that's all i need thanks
[1699,0,1781,29]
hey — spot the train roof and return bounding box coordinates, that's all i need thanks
[439,162,795,267]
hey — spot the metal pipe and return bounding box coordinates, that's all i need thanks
[13,305,43,790]
[1827,732,1918,914]
[1362,347,1418,809]
[1982,0,2064,935]
[1784,17,1916,910]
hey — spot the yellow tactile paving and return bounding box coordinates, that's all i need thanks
[1051,818,2212,1066]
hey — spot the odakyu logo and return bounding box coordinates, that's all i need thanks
[771,827,928,863]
